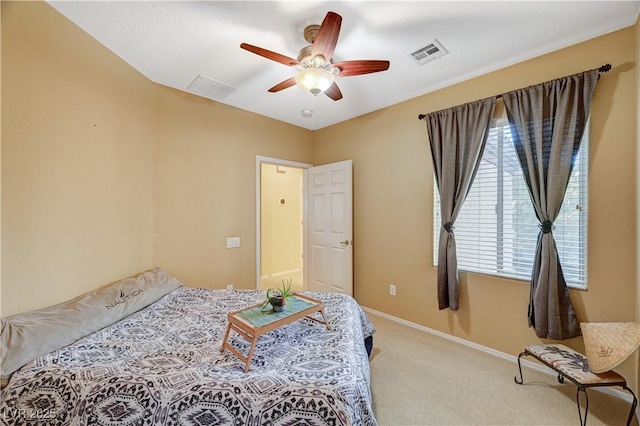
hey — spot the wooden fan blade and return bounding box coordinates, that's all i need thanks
[240,43,300,67]
[324,82,343,101]
[268,77,297,93]
[311,12,342,61]
[332,60,390,77]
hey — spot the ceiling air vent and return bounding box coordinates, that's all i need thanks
[409,39,448,65]
[186,75,236,101]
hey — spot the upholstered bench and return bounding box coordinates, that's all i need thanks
[515,344,637,426]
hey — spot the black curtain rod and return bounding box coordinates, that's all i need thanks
[417,63,612,120]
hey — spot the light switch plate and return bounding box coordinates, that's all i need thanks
[226,237,240,248]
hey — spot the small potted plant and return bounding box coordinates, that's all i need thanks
[261,279,295,312]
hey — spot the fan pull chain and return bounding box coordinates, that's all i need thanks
[312,95,316,131]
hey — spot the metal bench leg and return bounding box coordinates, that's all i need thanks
[514,351,527,385]
[622,385,638,426]
[576,386,589,426]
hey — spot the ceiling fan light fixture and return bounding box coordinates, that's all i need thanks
[295,68,334,95]
[241,11,388,101]
[312,55,326,67]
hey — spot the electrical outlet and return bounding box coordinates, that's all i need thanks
[226,284,233,291]
[226,237,240,248]
[389,284,396,296]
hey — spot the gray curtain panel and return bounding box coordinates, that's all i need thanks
[426,97,496,311]
[502,69,599,340]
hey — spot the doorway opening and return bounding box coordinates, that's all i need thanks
[256,156,311,292]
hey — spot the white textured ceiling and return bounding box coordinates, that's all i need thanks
[48,1,639,130]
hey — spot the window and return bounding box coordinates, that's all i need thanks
[434,120,588,289]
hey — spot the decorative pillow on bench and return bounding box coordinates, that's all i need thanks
[0,267,183,386]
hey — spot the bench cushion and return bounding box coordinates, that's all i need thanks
[526,344,626,386]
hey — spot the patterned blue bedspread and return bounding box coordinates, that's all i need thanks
[0,288,377,425]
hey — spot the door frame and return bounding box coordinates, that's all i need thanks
[255,156,312,290]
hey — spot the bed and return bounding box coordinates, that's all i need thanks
[0,269,377,425]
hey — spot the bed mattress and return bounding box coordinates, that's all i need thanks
[0,287,377,426]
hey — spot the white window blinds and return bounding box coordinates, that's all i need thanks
[434,120,588,288]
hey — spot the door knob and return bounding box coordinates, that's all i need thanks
[340,240,351,246]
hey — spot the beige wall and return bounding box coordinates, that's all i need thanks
[1,2,4,318]
[635,15,640,389]
[2,2,158,316]
[260,164,303,276]
[153,88,312,289]
[314,24,638,386]
[2,0,639,391]
[1,1,313,315]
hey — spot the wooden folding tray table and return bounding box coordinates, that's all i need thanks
[220,293,331,372]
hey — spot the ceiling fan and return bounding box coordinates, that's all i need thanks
[240,11,390,101]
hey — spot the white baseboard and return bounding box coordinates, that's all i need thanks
[362,306,637,407]
[260,268,302,280]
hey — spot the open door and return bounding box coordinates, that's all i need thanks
[256,156,311,292]
[305,160,353,296]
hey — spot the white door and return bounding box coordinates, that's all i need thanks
[305,160,353,296]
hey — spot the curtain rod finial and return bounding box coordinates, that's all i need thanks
[418,114,426,120]
[599,63,611,73]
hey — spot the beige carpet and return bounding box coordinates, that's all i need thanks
[368,312,636,426]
